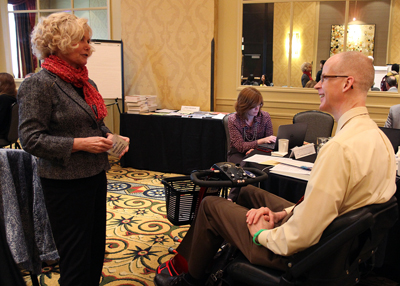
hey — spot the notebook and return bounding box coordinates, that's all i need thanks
[258,123,308,151]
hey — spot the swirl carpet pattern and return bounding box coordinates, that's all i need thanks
[23,157,189,286]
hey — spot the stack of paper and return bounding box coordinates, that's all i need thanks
[125,95,148,114]
[125,95,158,114]
[243,154,314,181]
[145,95,158,112]
[155,109,177,113]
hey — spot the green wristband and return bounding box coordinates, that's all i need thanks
[253,229,265,246]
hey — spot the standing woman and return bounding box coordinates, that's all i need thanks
[301,62,313,87]
[227,87,275,200]
[0,73,17,139]
[18,13,129,286]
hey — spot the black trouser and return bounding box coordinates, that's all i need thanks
[176,185,293,279]
[41,171,107,286]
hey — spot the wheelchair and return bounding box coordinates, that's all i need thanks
[162,163,399,286]
[219,196,398,286]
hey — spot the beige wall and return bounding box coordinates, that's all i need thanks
[215,0,400,135]
[121,0,215,111]
[389,0,400,63]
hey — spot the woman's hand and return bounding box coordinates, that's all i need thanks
[257,135,276,145]
[73,137,113,153]
[264,135,276,144]
[246,148,254,155]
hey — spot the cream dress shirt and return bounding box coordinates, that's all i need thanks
[258,107,396,256]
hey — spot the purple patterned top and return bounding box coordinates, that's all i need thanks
[228,110,273,154]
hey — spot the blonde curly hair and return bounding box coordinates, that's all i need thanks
[301,62,312,72]
[31,12,93,60]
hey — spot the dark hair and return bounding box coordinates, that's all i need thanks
[320,60,326,65]
[235,87,263,118]
[391,64,399,73]
[0,73,17,97]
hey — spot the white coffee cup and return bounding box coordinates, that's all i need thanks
[278,139,289,153]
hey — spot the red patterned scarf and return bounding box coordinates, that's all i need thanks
[42,55,107,121]
[303,71,313,81]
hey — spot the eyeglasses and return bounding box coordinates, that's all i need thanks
[320,75,354,89]
[320,75,349,83]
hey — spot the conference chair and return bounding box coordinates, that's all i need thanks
[221,196,398,286]
[223,113,234,160]
[293,110,334,145]
[0,102,21,149]
[379,127,400,154]
[0,149,59,286]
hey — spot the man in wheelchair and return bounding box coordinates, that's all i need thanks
[154,52,397,286]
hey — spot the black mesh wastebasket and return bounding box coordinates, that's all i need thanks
[162,176,221,225]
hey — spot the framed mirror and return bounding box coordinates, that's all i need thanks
[241,0,391,90]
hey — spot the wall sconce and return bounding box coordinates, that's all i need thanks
[285,32,301,58]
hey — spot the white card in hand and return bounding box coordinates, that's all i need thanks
[107,134,129,157]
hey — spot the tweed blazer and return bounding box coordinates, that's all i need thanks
[384,104,400,129]
[18,69,111,180]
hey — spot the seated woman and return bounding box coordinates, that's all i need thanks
[227,87,276,200]
[0,73,17,139]
[259,74,271,87]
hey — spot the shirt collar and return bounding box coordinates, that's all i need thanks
[335,106,369,135]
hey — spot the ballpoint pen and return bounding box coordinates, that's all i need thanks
[300,166,312,171]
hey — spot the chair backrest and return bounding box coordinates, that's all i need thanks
[379,127,400,153]
[7,102,19,143]
[0,102,19,148]
[286,196,398,284]
[223,113,233,156]
[293,110,334,144]
[0,149,59,275]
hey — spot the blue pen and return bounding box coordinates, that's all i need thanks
[300,166,312,171]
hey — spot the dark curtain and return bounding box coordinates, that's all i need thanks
[8,0,37,78]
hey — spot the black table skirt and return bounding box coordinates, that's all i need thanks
[120,113,227,174]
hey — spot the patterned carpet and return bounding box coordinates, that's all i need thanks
[21,158,400,285]
[23,157,189,286]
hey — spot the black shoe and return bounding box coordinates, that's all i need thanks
[154,273,198,286]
